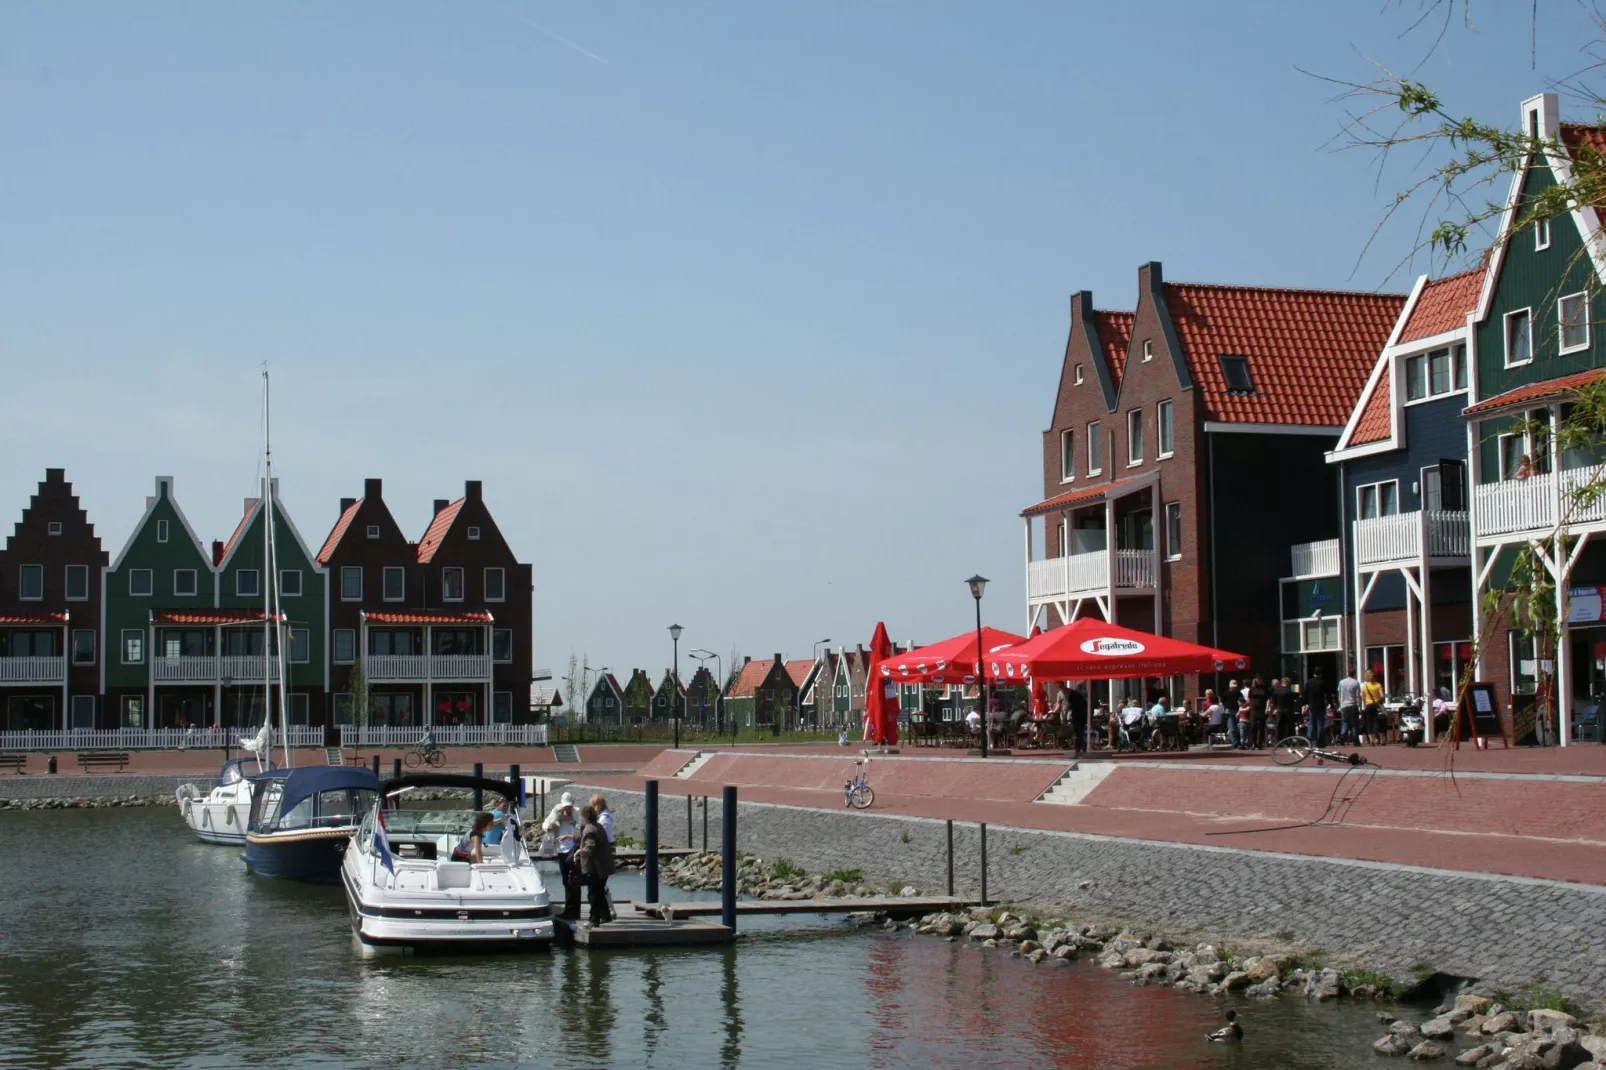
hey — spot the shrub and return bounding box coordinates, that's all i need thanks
[823,868,862,885]
[771,858,806,882]
[1341,969,1400,997]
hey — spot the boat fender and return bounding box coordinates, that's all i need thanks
[226,807,235,827]
[202,808,212,830]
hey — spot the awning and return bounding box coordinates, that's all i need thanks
[1463,369,1606,417]
[363,610,493,625]
[1020,478,1145,518]
[989,618,1248,679]
[153,609,283,625]
[875,627,1027,685]
[0,611,68,625]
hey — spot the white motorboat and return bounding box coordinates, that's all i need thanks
[176,756,260,846]
[342,773,555,951]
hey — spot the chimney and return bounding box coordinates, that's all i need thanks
[433,499,449,515]
[774,652,783,667]
[45,468,64,483]
[340,497,356,512]
[244,497,259,517]
[743,656,751,665]
[1138,260,1164,296]
[212,540,224,567]
[465,480,482,502]
[1069,290,1094,327]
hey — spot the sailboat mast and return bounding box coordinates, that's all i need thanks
[263,368,292,769]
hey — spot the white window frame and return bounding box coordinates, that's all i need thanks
[484,567,506,602]
[279,570,302,598]
[64,564,89,602]
[1086,421,1103,475]
[1504,307,1535,367]
[1073,363,1084,385]
[1156,400,1174,458]
[442,567,465,602]
[1126,409,1144,467]
[235,569,260,598]
[128,569,153,597]
[122,629,144,665]
[156,520,169,544]
[382,567,405,602]
[365,525,380,539]
[1558,291,1590,354]
[173,569,198,598]
[18,564,43,601]
[493,628,514,663]
[340,566,362,602]
[1498,433,1530,482]
[287,626,310,664]
[1141,339,1154,363]
[1356,479,1400,520]
[1164,501,1182,561]
[333,628,356,665]
[47,522,62,536]
[1059,429,1075,483]
[71,629,96,665]
[467,527,481,541]
[1535,217,1552,251]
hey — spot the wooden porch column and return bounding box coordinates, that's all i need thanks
[61,614,70,732]
[424,624,433,728]
[213,624,222,729]
[146,614,155,731]
[1105,494,1118,704]
[1023,516,1034,633]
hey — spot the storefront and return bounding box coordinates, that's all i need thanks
[1565,585,1606,742]
[1280,577,1341,683]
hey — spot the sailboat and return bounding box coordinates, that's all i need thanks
[239,369,378,882]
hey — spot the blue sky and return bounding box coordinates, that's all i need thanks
[1,2,1597,687]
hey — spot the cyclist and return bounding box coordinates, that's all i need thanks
[417,730,438,756]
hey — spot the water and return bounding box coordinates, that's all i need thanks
[0,808,1398,1068]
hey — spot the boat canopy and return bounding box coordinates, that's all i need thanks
[257,766,381,819]
[216,757,257,788]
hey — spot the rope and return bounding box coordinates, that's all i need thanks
[1206,753,1384,837]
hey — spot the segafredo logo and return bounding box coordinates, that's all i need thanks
[1080,637,1145,656]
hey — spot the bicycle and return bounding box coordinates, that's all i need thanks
[844,760,874,809]
[1271,736,1370,768]
[403,742,447,769]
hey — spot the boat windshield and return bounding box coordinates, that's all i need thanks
[271,788,378,832]
[380,809,477,840]
[218,763,243,787]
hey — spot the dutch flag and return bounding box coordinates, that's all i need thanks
[502,805,525,868]
[373,809,396,874]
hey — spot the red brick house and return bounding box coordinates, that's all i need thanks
[0,470,106,730]
[723,654,815,730]
[1024,262,1406,701]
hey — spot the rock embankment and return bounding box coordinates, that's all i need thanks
[1,794,176,811]
[658,852,920,901]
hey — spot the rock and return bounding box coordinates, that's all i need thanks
[1581,1037,1606,1063]
[1380,1012,1400,1024]
[969,924,1000,942]
[1529,1010,1579,1034]
[1247,957,1281,983]
[899,886,917,897]
[825,880,845,896]
[1123,949,1170,968]
[1222,971,1252,991]
[1375,1034,1414,1057]
[1135,962,1168,981]
[1420,1018,1457,1040]
[1244,980,1280,999]
[1051,945,1076,960]
[981,939,997,949]
[1481,1012,1519,1035]
[1194,944,1220,965]
[1461,1016,1489,1035]
[1353,985,1380,999]
[1409,1040,1448,1061]
[1390,1022,1423,1040]
[1025,949,1046,964]
[1305,968,1343,1002]
[1019,941,1042,955]
[1455,995,1493,1016]
[1454,1045,1491,1067]
[1097,951,1127,970]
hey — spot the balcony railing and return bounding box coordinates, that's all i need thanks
[1025,548,1155,602]
[0,656,67,684]
[366,654,493,681]
[1289,539,1340,579]
[1475,466,1606,540]
[1353,510,1470,567]
[149,655,283,683]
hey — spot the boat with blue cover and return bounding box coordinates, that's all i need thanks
[244,766,379,883]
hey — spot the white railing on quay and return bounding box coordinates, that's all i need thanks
[0,726,326,751]
[337,724,549,748]
[0,656,66,684]
[1289,539,1340,579]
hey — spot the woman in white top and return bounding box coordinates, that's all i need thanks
[543,792,582,919]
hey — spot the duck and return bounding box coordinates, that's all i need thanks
[1207,1010,1243,1042]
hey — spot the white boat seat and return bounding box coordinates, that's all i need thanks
[436,861,473,889]
[393,863,434,892]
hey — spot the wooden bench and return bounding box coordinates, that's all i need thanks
[76,751,129,773]
[0,754,26,775]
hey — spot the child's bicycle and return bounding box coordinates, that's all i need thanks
[844,760,874,809]
[1272,736,1370,768]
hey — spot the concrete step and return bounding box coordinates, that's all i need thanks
[324,747,345,766]
[672,751,716,779]
[552,744,581,764]
[1034,761,1117,805]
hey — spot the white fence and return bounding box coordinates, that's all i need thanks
[0,726,327,751]
[1026,548,1156,602]
[1114,549,1155,588]
[0,656,66,684]
[338,724,548,748]
[365,654,492,681]
[1353,510,1469,567]
[1289,539,1340,578]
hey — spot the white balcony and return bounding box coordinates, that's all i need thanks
[1026,549,1155,603]
[0,656,66,685]
[1475,466,1606,541]
[219,656,281,683]
[366,654,492,681]
[1353,510,1470,568]
[151,655,219,682]
[1289,539,1340,579]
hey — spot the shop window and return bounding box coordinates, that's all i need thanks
[1510,633,1540,695]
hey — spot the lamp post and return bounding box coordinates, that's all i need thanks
[668,625,683,749]
[967,575,989,758]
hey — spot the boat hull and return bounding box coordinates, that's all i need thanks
[180,799,251,845]
[340,858,554,950]
[244,828,352,883]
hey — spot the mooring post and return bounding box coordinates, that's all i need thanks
[539,783,546,820]
[371,754,380,778]
[946,819,955,897]
[702,795,709,852]
[472,762,484,810]
[509,764,521,807]
[645,779,660,904]
[686,793,693,847]
[391,757,401,781]
[721,785,737,931]
[979,822,988,905]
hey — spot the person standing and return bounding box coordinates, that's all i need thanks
[1067,684,1088,756]
[1337,667,1362,747]
[1302,667,1330,748]
[1269,677,1292,743]
[1359,670,1383,745]
[573,804,615,926]
[1248,677,1270,749]
[542,792,581,920]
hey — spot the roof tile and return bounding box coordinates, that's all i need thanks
[1021,478,1137,518]
[1399,268,1483,343]
[363,609,493,625]
[154,609,279,625]
[317,499,362,565]
[1463,368,1606,416]
[1091,310,1134,385]
[1350,374,1393,446]
[0,610,68,624]
[416,500,463,563]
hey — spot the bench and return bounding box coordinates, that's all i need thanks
[76,751,129,773]
[0,754,26,775]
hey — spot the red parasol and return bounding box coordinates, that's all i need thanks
[989,618,1248,680]
[874,627,1027,687]
[863,621,898,745]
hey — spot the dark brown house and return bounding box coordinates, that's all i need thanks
[0,469,106,730]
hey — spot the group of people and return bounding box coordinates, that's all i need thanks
[541,791,617,926]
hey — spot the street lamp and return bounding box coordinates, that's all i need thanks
[967,575,989,758]
[668,625,683,749]
[690,649,720,731]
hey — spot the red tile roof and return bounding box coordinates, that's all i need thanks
[784,659,814,688]
[727,658,777,699]
[153,609,279,625]
[416,500,463,563]
[1463,369,1606,416]
[1091,310,1134,384]
[317,499,362,565]
[1021,479,1134,518]
[0,610,68,624]
[1560,122,1606,161]
[1163,282,1407,426]
[363,610,493,625]
[1349,373,1393,446]
[220,500,257,565]
[1399,268,1484,343]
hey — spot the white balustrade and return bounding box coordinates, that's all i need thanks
[0,726,326,750]
[1289,539,1340,578]
[432,654,492,680]
[364,654,492,681]
[1026,550,1111,601]
[0,656,66,684]
[1425,510,1471,557]
[219,656,281,683]
[338,724,548,748]
[366,655,431,681]
[151,655,219,682]
[1475,473,1556,538]
[1114,549,1155,588]
[1354,510,1469,566]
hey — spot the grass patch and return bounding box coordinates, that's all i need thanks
[1497,981,1582,1017]
[614,833,640,848]
[771,858,806,882]
[1278,951,1327,980]
[823,868,862,885]
[1274,929,1296,943]
[899,828,911,844]
[1006,844,1027,856]
[1341,969,1401,997]
[1408,962,1436,982]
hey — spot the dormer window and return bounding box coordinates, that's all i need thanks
[366,525,380,539]
[1074,363,1084,385]
[47,522,62,536]
[467,527,481,540]
[1219,355,1254,394]
[1536,217,1552,251]
[156,520,169,543]
[1141,340,1154,363]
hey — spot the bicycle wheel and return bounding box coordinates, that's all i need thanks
[426,748,446,768]
[849,785,874,810]
[403,750,423,769]
[1272,736,1312,766]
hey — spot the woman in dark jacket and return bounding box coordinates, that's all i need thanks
[572,805,615,925]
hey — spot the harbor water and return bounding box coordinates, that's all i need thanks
[1,808,1399,1068]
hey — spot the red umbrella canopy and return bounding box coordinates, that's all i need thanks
[876,627,1027,686]
[989,618,1248,681]
[864,621,899,744]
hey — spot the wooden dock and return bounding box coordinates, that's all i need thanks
[559,902,735,947]
[637,894,977,921]
[533,847,699,863]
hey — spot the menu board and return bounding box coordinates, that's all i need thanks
[1456,682,1509,747]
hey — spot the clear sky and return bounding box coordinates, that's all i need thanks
[1,2,1596,688]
